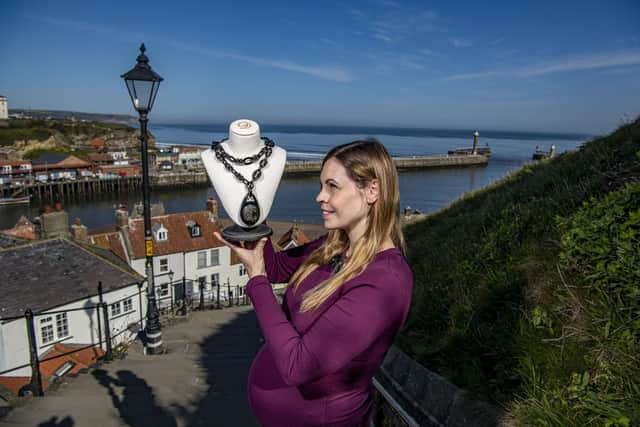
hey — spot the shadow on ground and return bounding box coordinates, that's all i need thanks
[92,369,177,427]
[181,308,263,427]
[93,308,263,427]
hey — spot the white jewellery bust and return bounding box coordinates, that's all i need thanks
[201,119,286,238]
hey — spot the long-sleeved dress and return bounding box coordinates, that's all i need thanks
[246,236,413,427]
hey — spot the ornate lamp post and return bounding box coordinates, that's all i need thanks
[121,43,164,355]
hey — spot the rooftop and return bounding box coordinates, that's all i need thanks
[0,238,142,318]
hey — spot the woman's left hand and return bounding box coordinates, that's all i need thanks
[214,232,268,279]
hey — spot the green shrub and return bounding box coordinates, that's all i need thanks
[398,117,640,425]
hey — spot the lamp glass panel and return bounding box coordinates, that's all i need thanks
[129,80,154,111]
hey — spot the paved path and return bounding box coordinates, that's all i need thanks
[1,306,263,427]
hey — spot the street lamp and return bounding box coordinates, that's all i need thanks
[121,43,164,355]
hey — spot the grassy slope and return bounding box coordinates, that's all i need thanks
[0,119,132,146]
[399,119,640,425]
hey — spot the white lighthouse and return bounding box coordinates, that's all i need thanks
[0,95,8,120]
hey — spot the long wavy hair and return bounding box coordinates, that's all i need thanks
[289,139,406,312]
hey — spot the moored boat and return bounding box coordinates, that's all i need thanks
[0,195,31,206]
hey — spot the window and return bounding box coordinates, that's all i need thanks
[158,283,170,297]
[56,313,69,338]
[40,313,69,345]
[191,224,201,237]
[154,224,168,242]
[110,302,122,317]
[211,273,220,287]
[40,317,54,345]
[159,258,169,273]
[210,249,219,266]
[197,251,207,269]
[123,298,133,313]
[239,264,247,276]
[198,276,206,291]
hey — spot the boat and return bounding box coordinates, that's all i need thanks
[532,144,557,161]
[0,195,31,206]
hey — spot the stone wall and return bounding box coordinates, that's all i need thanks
[374,346,503,427]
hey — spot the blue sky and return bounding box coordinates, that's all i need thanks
[1,0,638,134]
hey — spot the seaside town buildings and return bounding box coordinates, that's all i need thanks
[0,199,323,398]
[0,144,204,188]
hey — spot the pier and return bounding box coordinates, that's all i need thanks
[284,154,488,176]
[1,176,142,200]
[1,154,488,200]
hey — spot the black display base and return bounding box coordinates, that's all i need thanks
[221,224,273,242]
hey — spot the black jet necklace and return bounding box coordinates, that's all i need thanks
[213,137,275,227]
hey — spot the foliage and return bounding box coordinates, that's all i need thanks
[0,118,133,146]
[0,127,52,146]
[398,117,640,425]
[24,148,91,159]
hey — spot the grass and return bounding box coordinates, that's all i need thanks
[0,119,134,147]
[399,117,640,425]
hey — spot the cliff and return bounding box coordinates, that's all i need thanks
[0,119,154,159]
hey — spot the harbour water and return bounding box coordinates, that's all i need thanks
[0,124,589,230]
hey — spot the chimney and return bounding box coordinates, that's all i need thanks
[41,204,69,238]
[116,205,129,228]
[206,197,218,218]
[71,217,89,242]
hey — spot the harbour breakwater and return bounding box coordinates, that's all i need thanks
[3,154,488,200]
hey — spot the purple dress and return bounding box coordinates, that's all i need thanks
[246,236,413,427]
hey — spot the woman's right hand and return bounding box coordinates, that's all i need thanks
[214,232,268,279]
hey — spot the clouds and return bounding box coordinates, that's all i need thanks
[30,15,353,83]
[449,38,473,48]
[444,49,640,81]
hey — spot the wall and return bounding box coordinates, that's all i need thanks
[0,283,145,378]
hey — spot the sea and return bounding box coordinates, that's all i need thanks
[0,124,590,231]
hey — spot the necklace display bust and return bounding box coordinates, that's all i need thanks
[201,119,286,241]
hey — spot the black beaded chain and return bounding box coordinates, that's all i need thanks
[213,137,275,191]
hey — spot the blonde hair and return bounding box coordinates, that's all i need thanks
[290,139,406,312]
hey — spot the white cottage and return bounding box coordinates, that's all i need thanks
[0,238,144,395]
[90,198,249,309]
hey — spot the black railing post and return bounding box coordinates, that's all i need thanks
[97,282,104,351]
[216,282,221,309]
[101,302,113,361]
[180,277,187,315]
[199,278,205,310]
[227,281,232,308]
[138,281,144,330]
[25,308,44,396]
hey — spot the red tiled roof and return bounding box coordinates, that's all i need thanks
[90,232,127,262]
[0,343,104,395]
[2,215,37,240]
[87,153,113,162]
[89,139,106,148]
[276,225,310,249]
[0,160,30,167]
[126,211,223,259]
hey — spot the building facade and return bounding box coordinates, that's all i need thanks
[0,96,8,120]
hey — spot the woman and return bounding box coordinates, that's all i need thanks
[215,140,413,427]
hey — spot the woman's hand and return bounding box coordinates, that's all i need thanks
[214,232,268,279]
